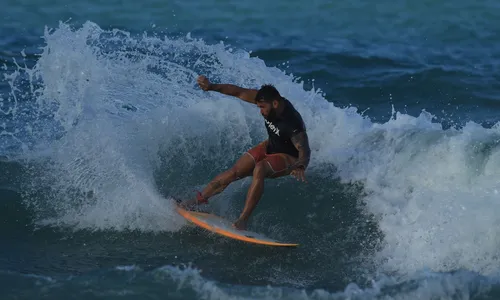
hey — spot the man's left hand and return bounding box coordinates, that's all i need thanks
[290,167,307,182]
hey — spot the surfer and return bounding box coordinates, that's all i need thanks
[179,75,311,230]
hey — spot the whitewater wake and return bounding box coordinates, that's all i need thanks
[2,21,500,281]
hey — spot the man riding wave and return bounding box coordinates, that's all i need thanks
[179,75,311,230]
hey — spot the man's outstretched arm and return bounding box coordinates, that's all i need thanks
[197,75,257,104]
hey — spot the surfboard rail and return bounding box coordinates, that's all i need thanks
[176,206,298,247]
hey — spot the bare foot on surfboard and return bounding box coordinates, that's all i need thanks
[171,197,194,210]
[232,218,248,230]
[178,198,195,209]
[176,197,208,211]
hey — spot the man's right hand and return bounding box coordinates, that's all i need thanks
[197,75,211,91]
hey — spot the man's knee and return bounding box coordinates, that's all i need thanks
[253,161,270,178]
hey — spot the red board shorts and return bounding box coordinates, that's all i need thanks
[245,141,296,176]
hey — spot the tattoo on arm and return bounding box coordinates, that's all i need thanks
[290,131,311,169]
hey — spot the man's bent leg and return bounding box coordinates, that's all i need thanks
[232,153,296,230]
[200,153,256,199]
[180,153,255,208]
[181,142,267,208]
[233,161,273,230]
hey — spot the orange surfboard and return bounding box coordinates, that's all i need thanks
[176,205,298,247]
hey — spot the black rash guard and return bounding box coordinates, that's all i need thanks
[264,99,306,158]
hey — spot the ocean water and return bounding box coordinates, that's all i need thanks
[2,0,500,299]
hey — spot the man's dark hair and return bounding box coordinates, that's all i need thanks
[255,84,282,103]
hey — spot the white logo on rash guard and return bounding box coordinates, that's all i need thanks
[264,119,280,136]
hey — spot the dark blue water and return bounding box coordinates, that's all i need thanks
[2,1,500,299]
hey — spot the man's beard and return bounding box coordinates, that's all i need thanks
[264,108,277,121]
